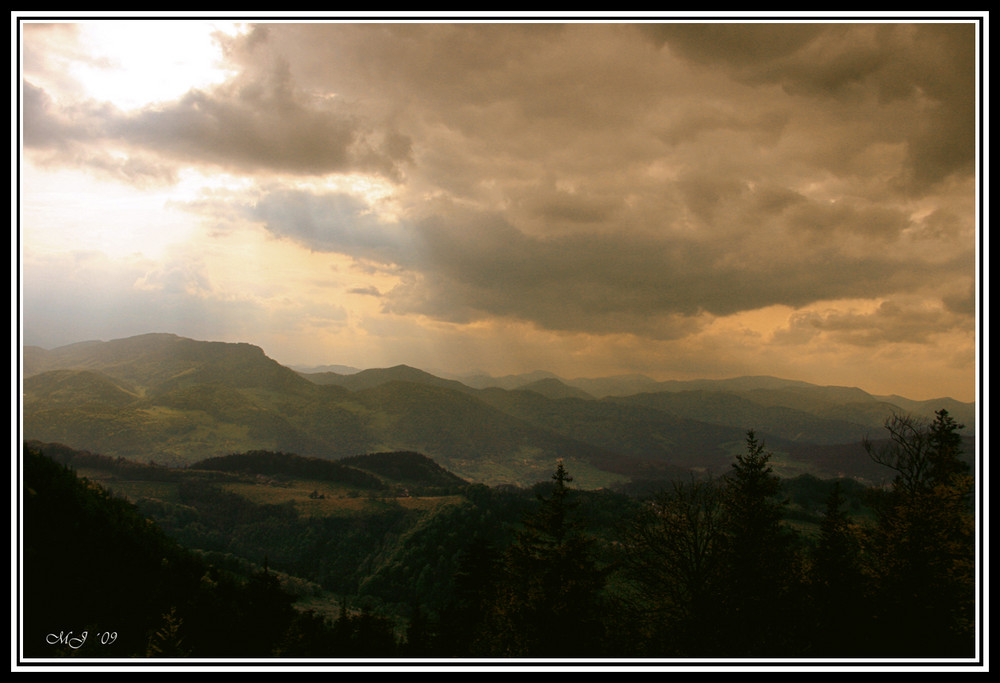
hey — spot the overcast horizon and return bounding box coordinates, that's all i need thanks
[18,17,981,402]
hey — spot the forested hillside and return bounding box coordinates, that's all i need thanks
[21,334,976,487]
[23,445,319,657]
[20,407,976,660]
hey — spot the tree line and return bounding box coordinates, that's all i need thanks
[21,409,975,660]
[412,410,975,658]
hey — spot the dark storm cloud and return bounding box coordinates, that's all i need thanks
[656,104,791,149]
[515,184,623,226]
[246,188,970,338]
[22,20,978,358]
[108,65,411,178]
[23,21,973,196]
[939,277,976,318]
[644,23,976,189]
[245,22,973,330]
[643,23,970,104]
[640,22,828,64]
[399,210,963,328]
[245,190,414,265]
[781,297,972,347]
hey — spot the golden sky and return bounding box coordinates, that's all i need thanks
[17,15,981,401]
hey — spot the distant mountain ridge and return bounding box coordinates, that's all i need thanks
[293,362,973,441]
[444,369,974,426]
[300,364,474,394]
[20,333,975,487]
[292,363,362,375]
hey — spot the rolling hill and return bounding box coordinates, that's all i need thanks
[20,333,975,487]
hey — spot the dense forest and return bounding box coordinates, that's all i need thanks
[20,409,975,660]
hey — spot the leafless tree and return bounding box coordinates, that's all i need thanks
[863,413,933,498]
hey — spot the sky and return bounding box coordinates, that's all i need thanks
[16,15,983,402]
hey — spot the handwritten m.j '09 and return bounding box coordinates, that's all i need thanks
[46,630,117,649]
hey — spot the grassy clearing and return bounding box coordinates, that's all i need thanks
[214,479,467,518]
[440,450,630,490]
[72,470,181,503]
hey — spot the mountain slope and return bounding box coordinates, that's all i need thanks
[302,364,475,394]
[347,380,662,486]
[474,387,743,473]
[516,377,594,401]
[611,390,879,445]
[19,333,974,487]
[24,333,313,395]
[22,444,307,657]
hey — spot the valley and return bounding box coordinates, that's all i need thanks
[17,333,979,661]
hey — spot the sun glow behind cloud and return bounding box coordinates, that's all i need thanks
[46,21,247,111]
[18,19,979,402]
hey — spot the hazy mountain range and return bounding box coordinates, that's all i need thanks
[21,333,975,488]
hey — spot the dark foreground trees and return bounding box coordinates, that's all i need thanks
[619,416,975,659]
[619,431,806,656]
[24,408,975,660]
[806,480,869,655]
[619,476,726,655]
[715,431,805,656]
[862,410,975,657]
[22,445,304,657]
[474,461,611,657]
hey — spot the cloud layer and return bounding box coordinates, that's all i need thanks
[20,19,979,400]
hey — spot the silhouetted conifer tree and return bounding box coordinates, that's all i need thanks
[146,607,189,657]
[480,461,609,657]
[808,481,867,656]
[864,410,975,657]
[717,431,803,656]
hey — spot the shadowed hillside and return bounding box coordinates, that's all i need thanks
[21,333,975,488]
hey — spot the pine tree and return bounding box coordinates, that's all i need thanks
[724,431,784,551]
[146,607,188,657]
[809,482,866,655]
[927,409,970,489]
[480,461,609,657]
[864,410,975,657]
[718,430,802,656]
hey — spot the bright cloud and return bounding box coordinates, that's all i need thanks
[18,16,981,401]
